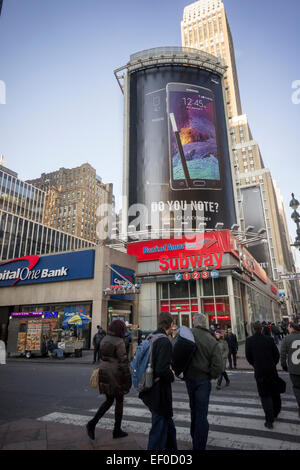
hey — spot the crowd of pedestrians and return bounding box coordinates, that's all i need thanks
[86,314,300,450]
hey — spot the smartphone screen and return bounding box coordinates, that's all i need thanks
[167,82,221,190]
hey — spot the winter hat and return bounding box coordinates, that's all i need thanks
[215,329,222,335]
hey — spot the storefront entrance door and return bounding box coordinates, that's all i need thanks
[171,312,191,328]
[180,313,191,327]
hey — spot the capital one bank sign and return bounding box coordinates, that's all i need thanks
[0,250,95,287]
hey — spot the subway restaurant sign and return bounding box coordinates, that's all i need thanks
[127,230,268,284]
[0,250,95,287]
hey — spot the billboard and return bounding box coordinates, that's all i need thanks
[241,186,272,278]
[127,64,237,235]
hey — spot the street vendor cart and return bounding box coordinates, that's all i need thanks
[7,311,59,358]
[57,328,84,357]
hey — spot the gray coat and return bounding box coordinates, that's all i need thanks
[217,338,229,371]
[280,332,300,375]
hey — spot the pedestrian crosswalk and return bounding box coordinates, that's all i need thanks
[37,376,300,450]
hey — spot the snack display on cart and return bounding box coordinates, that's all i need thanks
[17,333,26,353]
[25,321,42,351]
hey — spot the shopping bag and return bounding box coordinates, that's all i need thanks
[90,368,99,388]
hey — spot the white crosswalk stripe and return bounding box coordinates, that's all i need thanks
[37,385,300,450]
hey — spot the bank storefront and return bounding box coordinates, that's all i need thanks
[0,246,138,352]
[128,230,281,341]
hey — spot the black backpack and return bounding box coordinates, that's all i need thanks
[172,326,197,378]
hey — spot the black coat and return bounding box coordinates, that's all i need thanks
[224,333,238,353]
[262,326,271,336]
[93,330,106,348]
[139,328,174,418]
[245,332,280,397]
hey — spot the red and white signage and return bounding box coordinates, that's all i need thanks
[127,230,269,285]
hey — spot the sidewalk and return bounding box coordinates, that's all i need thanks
[5,342,284,371]
[7,349,95,365]
[0,418,193,451]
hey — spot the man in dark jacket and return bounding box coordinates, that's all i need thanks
[271,323,281,345]
[184,313,223,450]
[224,327,238,369]
[246,321,282,429]
[280,322,300,417]
[92,325,106,363]
[262,321,271,336]
[139,312,177,451]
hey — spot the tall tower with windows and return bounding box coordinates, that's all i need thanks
[181,0,242,120]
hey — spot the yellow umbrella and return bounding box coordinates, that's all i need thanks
[64,314,91,327]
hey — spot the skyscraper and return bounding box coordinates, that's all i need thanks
[27,163,115,244]
[181,0,299,315]
[181,0,242,119]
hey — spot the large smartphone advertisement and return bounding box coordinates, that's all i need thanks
[128,65,237,235]
[167,83,221,190]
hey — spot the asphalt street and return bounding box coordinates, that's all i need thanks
[0,361,299,450]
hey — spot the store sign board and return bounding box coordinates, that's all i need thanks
[128,231,269,285]
[0,250,95,287]
[279,273,300,280]
[127,232,228,262]
[11,312,58,318]
[159,252,223,271]
[110,264,135,301]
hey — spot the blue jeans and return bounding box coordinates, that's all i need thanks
[53,348,64,358]
[185,378,211,450]
[148,413,177,451]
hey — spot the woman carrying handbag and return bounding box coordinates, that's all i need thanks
[86,319,132,440]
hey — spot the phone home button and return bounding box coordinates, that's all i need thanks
[193,180,206,187]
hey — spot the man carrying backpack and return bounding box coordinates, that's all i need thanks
[92,325,106,364]
[139,312,177,451]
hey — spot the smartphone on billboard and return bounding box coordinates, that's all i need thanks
[167,82,222,190]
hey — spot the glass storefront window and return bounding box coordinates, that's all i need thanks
[169,281,189,299]
[161,283,168,299]
[203,278,213,296]
[190,280,197,298]
[214,277,228,296]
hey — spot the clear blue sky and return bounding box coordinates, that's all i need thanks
[0,0,299,251]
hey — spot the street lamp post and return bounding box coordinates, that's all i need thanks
[289,193,300,249]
